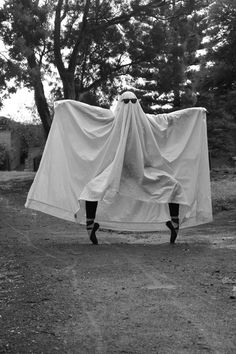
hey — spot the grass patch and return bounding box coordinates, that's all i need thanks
[211,168,236,213]
[1,170,236,215]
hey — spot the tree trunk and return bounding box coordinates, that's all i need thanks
[54,0,92,100]
[173,87,181,108]
[34,80,52,138]
[27,54,52,138]
[61,71,76,99]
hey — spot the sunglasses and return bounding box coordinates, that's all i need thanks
[122,98,137,104]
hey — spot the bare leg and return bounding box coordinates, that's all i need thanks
[166,203,179,244]
[85,201,99,245]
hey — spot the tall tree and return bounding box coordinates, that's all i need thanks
[53,0,166,103]
[128,0,209,111]
[0,0,53,136]
[0,0,166,135]
[197,0,236,158]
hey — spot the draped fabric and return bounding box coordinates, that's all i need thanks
[25,91,212,231]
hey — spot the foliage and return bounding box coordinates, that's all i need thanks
[0,0,167,132]
[0,1,48,87]
[0,0,235,161]
[0,117,45,159]
[0,0,54,135]
[128,0,210,111]
[196,0,236,158]
[204,0,236,93]
[9,122,45,157]
[52,0,167,105]
[211,172,236,213]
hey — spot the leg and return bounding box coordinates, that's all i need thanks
[169,203,179,223]
[166,203,179,244]
[85,201,99,245]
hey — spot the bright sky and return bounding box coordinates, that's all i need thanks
[0,0,40,123]
[0,88,36,123]
[0,23,36,123]
[0,39,50,124]
[0,41,37,124]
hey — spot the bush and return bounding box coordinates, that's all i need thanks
[0,144,8,168]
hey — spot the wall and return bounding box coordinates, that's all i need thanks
[0,130,21,170]
[10,131,21,170]
[24,146,43,171]
[0,130,11,148]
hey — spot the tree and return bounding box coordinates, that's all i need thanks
[53,0,168,103]
[0,47,25,107]
[0,0,52,136]
[0,0,166,136]
[202,0,236,94]
[127,0,209,111]
[197,0,236,159]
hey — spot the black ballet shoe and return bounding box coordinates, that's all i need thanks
[89,222,99,245]
[166,220,179,244]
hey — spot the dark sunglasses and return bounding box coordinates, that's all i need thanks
[122,98,137,104]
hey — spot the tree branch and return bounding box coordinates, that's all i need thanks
[93,0,166,28]
[69,0,164,73]
[38,39,47,66]
[84,60,140,92]
[68,0,91,72]
[60,0,69,21]
[54,0,65,76]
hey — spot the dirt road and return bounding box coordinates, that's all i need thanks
[0,173,235,353]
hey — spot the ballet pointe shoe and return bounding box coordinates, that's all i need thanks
[87,221,99,245]
[166,220,179,244]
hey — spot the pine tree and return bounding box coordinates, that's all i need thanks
[0,0,166,134]
[127,0,209,112]
[197,0,236,160]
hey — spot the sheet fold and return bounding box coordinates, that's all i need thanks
[25,92,212,231]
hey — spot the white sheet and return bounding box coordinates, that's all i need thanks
[25,91,212,231]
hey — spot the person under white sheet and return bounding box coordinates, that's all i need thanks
[85,93,180,244]
[25,91,212,245]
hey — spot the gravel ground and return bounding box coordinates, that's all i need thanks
[0,172,236,354]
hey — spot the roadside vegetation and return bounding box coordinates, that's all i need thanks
[0,0,235,162]
[1,167,236,217]
[211,167,236,213]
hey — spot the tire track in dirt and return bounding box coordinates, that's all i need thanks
[3,222,58,260]
[113,246,235,354]
[1,191,235,353]
[63,266,108,354]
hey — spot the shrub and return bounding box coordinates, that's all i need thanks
[0,144,8,168]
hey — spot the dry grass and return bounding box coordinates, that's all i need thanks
[211,168,236,213]
[1,170,236,215]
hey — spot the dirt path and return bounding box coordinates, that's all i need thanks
[0,174,236,353]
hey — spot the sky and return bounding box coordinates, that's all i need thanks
[0,0,36,123]
[0,37,48,124]
[0,88,36,123]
